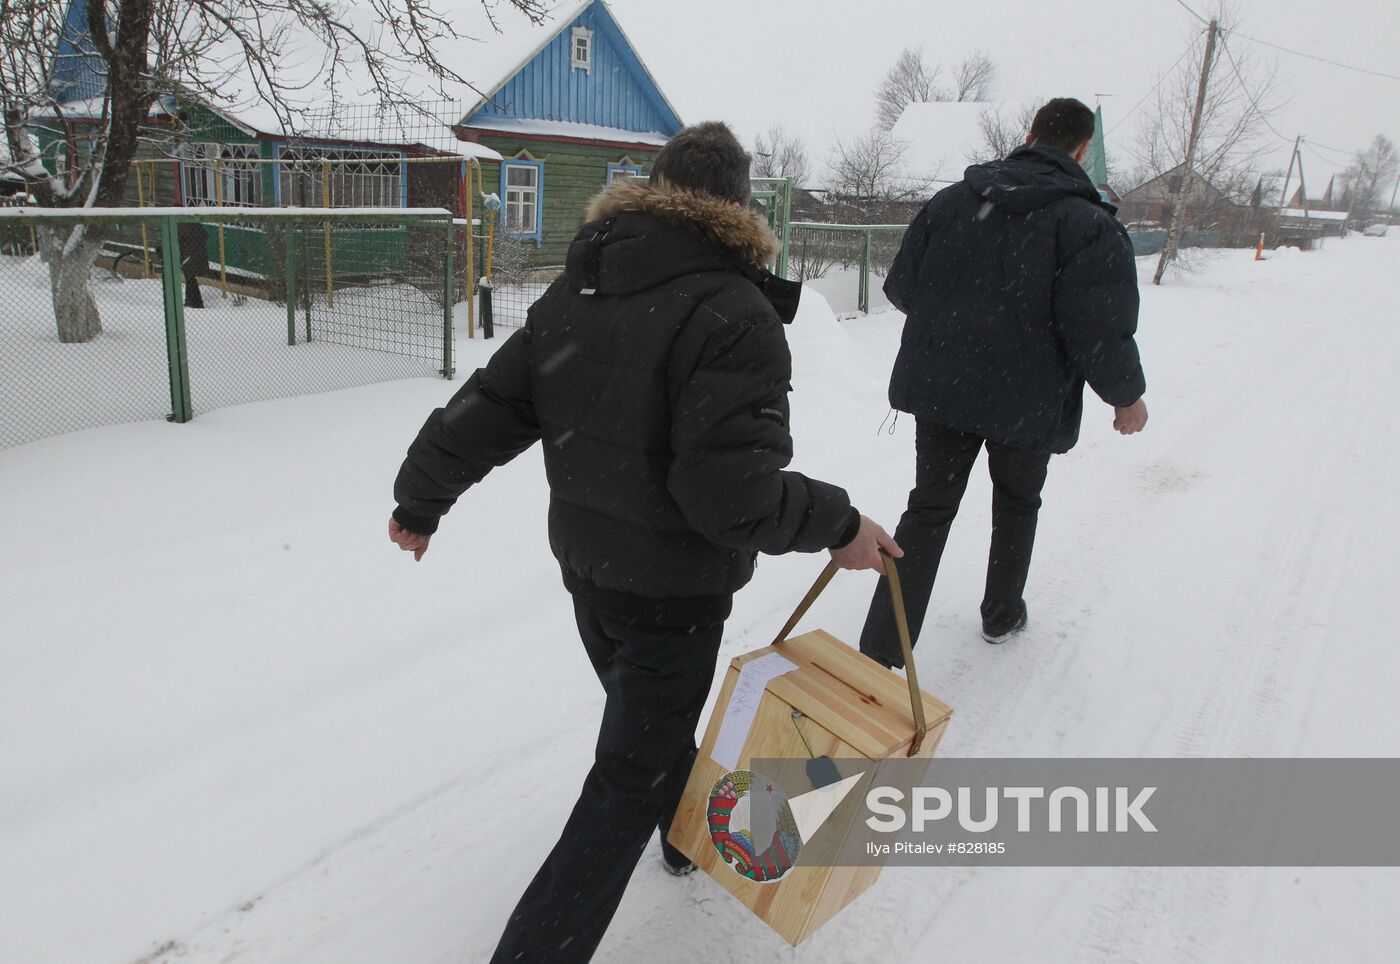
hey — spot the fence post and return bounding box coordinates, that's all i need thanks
[442,217,455,378]
[776,177,793,280]
[136,161,152,279]
[158,216,193,422]
[214,157,229,298]
[859,229,872,314]
[464,163,476,340]
[285,225,297,346]
[322,160,334,309]
[304,220,314,343]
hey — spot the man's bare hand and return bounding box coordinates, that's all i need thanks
[830,515,903,574]
[1114,398,1148,435]
[388,517,432,561]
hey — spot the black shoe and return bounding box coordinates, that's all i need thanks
[661,838,697,876]
[981,609,1028,644]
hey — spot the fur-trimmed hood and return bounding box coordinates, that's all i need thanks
[583,178,780,269]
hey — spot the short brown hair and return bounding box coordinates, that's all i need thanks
[650,121,751,205]
[1029,98,1096,154]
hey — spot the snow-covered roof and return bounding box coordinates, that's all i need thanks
[42,0,586,140]
[465,116,668,146]
[1279,208,1348,221]
[891,101,1004,185]
[210,0,590,137]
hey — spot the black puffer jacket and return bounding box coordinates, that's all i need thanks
[393,179,857,627]
[886,143,1146,454]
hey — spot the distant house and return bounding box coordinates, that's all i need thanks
[1277,178,1350,239]
[1117,164,1282,250]
[1117,164,1241,227]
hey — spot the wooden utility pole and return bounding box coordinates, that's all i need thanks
[1154,17,1220,286]
[1276,135,1301,217]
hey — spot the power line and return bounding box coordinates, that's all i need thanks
[1230,30,1400,82]
[1303,139,1354,160]
[1163,0,1400,81]
[1303,142,1349,172]
[1217,33,1293,145]
[1108,39,1198,136]
[1169,0,1209,25]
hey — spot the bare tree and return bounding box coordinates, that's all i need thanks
[1131,4,1284,209]
[752,125,810,188]
[824,127,930,223]
[875,47,944,132]
[951,50,996,102]
[973,101,1039,163]
[0,0,546,343]
[1341,135,1399,216]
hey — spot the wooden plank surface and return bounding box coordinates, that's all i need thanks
[668,628,954,945]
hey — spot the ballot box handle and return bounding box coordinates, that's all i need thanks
[770,550,928,756]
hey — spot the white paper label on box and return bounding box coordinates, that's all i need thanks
[710,652,799,771]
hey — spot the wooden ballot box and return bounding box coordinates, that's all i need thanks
[667,554,953,946]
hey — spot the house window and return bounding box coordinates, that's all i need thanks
[1167,175,1184,196]
[276,145,404,208]
[607,157,644,183]
[571,26,593,73]
[503,156,543,240]
[181,143,260,207]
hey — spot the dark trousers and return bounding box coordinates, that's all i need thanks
[183,273,204,309]
[490,599,724,964]
[860,418,1050,667]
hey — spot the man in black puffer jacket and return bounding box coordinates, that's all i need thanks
[387,122,898,964]
[860,98,1148,666]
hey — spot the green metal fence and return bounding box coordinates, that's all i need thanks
[0,207,459,448]
[788,222,909,315]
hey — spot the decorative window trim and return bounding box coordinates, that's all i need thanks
[571,26,593,73]
[606,156,644,183]
[180,142,260,207]
[501,153,544,242]
[272,143,406,209]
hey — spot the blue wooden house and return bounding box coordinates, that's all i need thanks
[452,0,685,263]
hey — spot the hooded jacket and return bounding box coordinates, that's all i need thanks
[392,179,858,627]
[885,143,1146,453]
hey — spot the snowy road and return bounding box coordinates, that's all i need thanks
[3,237,1398,963]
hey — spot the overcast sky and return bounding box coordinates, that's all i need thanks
[606,0,1399,191]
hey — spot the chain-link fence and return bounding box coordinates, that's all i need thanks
[0,207,459,449]
[478,233,554,334]
[788,223,909,317]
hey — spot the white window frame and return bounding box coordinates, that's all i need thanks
[181,143,260,207]
[571,26,593,73]
[607,157,644,183]
[502,158,543,240]
[275,144,404,209]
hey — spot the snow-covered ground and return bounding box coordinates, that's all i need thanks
[803,265,892,318]
[3,236,1399,963]
[0,254,447,447]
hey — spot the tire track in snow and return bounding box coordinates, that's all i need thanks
[1075,303,1382,962]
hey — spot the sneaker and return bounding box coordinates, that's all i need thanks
[981,610,1028,644]
[661,838,697,876]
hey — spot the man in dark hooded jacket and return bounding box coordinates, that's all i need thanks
[387,122,899,963]
[860,98,1148,666]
